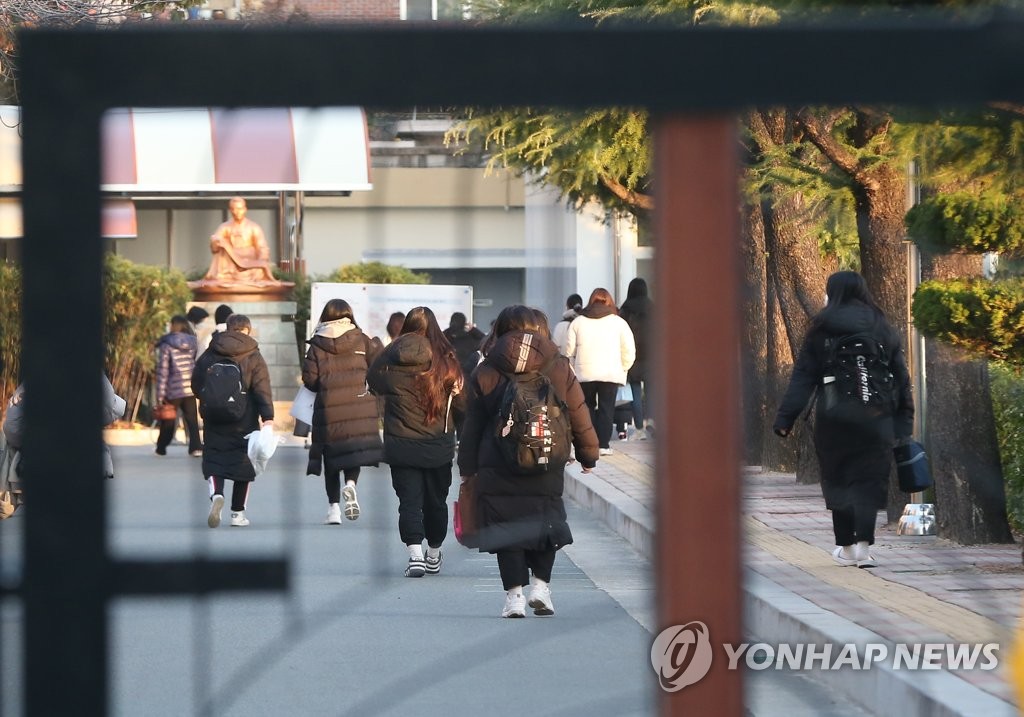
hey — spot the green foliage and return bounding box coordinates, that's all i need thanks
[323,262,430,286]
[906,191,1024,255]
[912,278,1024,364]
[988,363,1024,532]
[104,255,194,420]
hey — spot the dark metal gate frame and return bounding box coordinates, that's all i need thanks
[13,17,1024,716]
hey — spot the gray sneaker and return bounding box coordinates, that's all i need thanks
[207,495,224,529]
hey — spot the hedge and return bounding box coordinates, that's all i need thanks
[911,278,1024,363]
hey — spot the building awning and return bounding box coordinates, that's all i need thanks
[1,105,373,195]
[0,197,137,239]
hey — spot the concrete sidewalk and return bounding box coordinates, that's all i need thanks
[563,432,1023,717]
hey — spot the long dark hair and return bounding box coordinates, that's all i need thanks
[810,271,886,333]
[319,298,358,327]
[401,306,462,424]
[625,277,648,300]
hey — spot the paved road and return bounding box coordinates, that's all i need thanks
[1,444,869,716]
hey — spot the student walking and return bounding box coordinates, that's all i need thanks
[565,288,636,455]
[458,305,599,618]
[154,315,203,457]
[192,314,274,528]
[618,278,654,440]
[302,299,384,525]
[773,271,913,568]
[443,311,485,438]
[551,293,582,355]
[367,306,463,577]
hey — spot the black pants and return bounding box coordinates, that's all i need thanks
[157,395,202,453]
[581,381,618,449]
[209,476,250,512]
[496,548,556,591]
[325,467,360,504]
[390,464,453,547]
[832,504,878,546]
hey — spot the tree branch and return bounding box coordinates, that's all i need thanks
[795,108,876,189]
[600,174,654,211]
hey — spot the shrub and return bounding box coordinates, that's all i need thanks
[911,278,1024,363]
[989,363,1024,531]
[906,191,1024,255]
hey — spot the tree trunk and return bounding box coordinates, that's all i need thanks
[920,252,1014,544]
[739,201,767,466]
[749,109,832,477]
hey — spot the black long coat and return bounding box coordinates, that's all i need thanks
[457,330,600,553]
[302,324,384,475]
[619,294,653,383]
[366,333,462,468]
[774,302,914,510]
[192,331,274,482]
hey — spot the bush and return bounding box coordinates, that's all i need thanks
[906,191,1024,255]
[912,278,1024,363]
[989,363,1024,531]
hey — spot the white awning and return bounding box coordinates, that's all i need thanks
[0,105,373,195]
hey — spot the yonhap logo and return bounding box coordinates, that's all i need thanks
[650,621,714,691]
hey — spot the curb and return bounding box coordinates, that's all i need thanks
[562,466,1012,717]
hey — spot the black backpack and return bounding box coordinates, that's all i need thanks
[198,358,247,423]
[820,332,896,423]
[494,358,573,474]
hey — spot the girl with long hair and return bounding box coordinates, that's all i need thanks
[367,306,464,577]
[564,288,636,455]
[302,298,384,524]
[774,271,914,568]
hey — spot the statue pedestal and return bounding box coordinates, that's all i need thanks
[188,299,300,419]
[188,281,295,304]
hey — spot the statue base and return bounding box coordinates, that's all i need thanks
[189,280,295,303]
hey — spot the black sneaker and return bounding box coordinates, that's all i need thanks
[405,557,426,578]
[425,551,443,575]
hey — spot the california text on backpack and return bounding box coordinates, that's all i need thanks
[199,359,248,423]
[495,350,573,474]
[821,332,896,423]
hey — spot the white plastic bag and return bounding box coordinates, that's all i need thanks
[246,424,279,476]
[615,384,633,407]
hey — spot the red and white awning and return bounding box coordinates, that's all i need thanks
[1,105,372,195]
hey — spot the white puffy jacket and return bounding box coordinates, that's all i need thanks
[565,313,636,384]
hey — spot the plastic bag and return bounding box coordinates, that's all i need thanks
[615,384,633,406]
[246,424,279,476]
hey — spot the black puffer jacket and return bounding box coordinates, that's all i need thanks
[457,330,599,552]
[774,301,913,510]
[367,333,461,468]
[302,322,384,475]
[192,330,274,482]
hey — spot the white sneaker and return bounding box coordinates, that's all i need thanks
[425,550,443,575]
[502,592,526,618]
[325,503,342,525]
[207,495,224,529]
[342,484,360,521]
[599,447,614,456]
[832,546,857,567]
[230,511,250,527]
[634,428,649,441]
[855,541,877,568]
[528,583,554,616]
[405,557,426,578]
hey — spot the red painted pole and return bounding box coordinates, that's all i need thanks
[653,115,743,716]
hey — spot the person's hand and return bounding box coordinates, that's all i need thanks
[460,475,475,483]
[774,427,790,438]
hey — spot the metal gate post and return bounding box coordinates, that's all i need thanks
[654,114,743,716]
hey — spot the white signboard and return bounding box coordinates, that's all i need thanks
[308,283,474,341]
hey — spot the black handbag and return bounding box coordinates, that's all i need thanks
[894,440,933,493]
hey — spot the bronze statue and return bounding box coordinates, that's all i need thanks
[203,197,277,284]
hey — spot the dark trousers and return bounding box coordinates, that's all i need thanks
[390,464,453,547]
[496,549,556,591]
[157,395,202,453]
[582,381,618,448]
[629,380,646,429]
[209,476,250,512]
[325,467,361,504]
[832,505,878,546]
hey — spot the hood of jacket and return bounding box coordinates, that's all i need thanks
[485,330,560,375]
[208,330,259,360]
[819,301,879,337]
[388,333,433,368]
[308,320,362,355]
[579,303,617,320]
[158,331,197,352]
